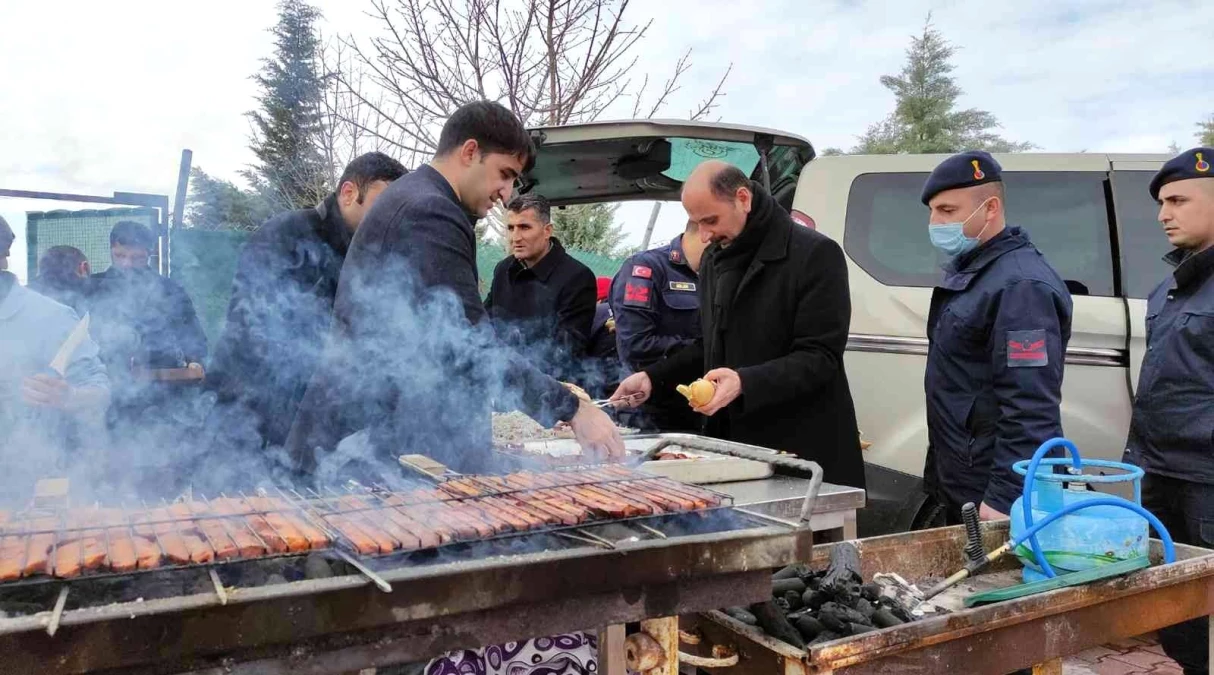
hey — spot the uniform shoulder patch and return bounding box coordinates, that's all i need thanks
[1007,329,1048,368]
[631,265,653,279]
[623,280,653,308]
[669,281,696,292]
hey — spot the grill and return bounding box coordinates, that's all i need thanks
[0,458,821,675]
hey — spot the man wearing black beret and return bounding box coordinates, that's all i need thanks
[1123,146,1214,675]
[920,150,1073,526]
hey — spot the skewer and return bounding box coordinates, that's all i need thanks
[637,523,667,540]
[46,585,69,636]
[574,528,616,549]
[553,531,612,549]
[335,550,392,593]
[208,568,228,605]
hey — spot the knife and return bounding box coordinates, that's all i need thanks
[48,313,91,377]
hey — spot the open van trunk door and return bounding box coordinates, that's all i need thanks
[522,120,814,210]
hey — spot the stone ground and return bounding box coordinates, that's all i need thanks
[1062,634,1183,675]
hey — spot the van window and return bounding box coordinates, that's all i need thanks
[843,171,1116,296]
[1113,171,1172,299]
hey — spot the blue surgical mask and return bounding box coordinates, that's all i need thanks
[928,198,993,258]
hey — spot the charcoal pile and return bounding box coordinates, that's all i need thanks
[722,543,922,649]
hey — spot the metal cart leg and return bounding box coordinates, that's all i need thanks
[598,624,627,675]
[1032,658,1062,675]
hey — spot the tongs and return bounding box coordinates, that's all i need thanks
[591,394,641,408]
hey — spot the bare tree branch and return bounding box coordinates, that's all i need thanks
[324,0,731,154]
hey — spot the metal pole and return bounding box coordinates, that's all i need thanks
[168,149,193,276]
[640,201,662,250]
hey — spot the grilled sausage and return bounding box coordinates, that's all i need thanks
[208,497,268,558]
[324,515,380,555]
[183,500,239,559]
[240,498,308,553]
[0,533,27,581]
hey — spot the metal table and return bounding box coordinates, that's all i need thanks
[715,476,865,541]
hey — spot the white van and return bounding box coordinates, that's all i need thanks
[525,121,1170,534]
[792,153,1171,533]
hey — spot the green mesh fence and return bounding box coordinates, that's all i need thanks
[170,229,626,346]
[25,207,160,278]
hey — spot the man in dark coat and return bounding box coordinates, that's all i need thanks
[919,151,1072,524]
[204,152,406,470]
[483,193,597,382]
[287,101,623,482]
[612,160,865,489]
[1122,147,1214,675]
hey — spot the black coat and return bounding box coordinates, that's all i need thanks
[206,194,352,452]
[88,266,208,371]
[286,165,579,479]
[484,238,597,381]
[646,183,865,489]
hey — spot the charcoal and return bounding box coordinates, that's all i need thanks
[808,630,840,646]
[802,589,829,611]
[820,542,862,591]
[849,623,876,635]
[878,597,915,623]
[751,601,806,649]
[771,578,807,596]
[851,597,875,618]
[772,563,811,581]
[774,596,791,612]
[818,602,870,634]
[783,590,804,612]
[724,606,758,625]
[795,615,825,641]
[304,553,333,580]
[871,608,904,628]
[806,575,822,590]
[787,608,809,623]
[860,583,881,602]
[266,573,287,586]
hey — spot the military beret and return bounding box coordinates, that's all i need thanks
[1149,147,1214,200]
[920,150,1003,205]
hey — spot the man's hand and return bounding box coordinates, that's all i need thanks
[693,368,743,416]
[611,372,653,408]
[22,374,72,409]
[979,502,1008,521]
[569,401,626,461]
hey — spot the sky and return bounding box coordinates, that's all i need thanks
[2,0,1213,282]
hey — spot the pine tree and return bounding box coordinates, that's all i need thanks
[1198,114,1214,146]
[184,168,275,230]
[551,203,629,257]
[853,16,1033,155]
[244,0,330,210]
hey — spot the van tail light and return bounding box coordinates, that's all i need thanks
[791,210,816,229]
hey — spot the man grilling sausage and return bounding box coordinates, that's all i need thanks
[286,101,623,481]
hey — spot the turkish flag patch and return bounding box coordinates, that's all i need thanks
[1007,329,1048,368]
[623,281,652,307]
[632,265,653,279]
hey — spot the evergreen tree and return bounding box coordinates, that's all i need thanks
[551,203,628,257]
[184,168,275,230]
[1198,114,1214,146]
[852,16,1033,155]
[244,0,330,210]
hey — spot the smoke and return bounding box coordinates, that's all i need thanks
[0,236,621,507]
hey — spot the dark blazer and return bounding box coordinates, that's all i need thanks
[207,194,352,451]
[287,165,579,478]
[647,184,865,489]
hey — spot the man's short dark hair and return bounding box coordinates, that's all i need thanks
[110,220,156,251]
[706,164,752,202]
[505,193,551,224]
[435,101,535,172]
[38,246,87,282]
[338,151,407,202]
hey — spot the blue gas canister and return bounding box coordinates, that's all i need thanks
[1009,456,1149,583]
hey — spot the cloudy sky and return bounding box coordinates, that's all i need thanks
[2,0,1212,282]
